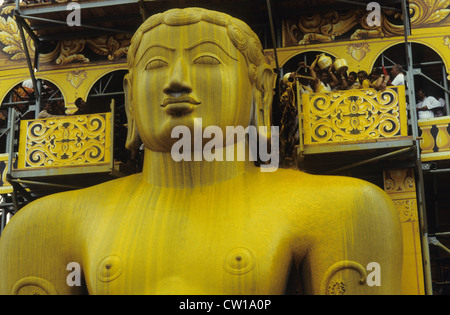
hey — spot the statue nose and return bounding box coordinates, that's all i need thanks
[163,58,192,97]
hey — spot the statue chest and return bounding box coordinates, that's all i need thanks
[82,204,298,295]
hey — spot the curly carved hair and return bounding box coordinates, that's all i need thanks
[127,7,266,87]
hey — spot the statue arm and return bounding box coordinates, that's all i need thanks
[0,198,85,295]
[298,181,402,295]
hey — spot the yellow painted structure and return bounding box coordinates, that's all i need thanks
[0,4,128,113]
[0,7,404,295]
[301,86,408,145]
[265,1,450,78]
[419,116,450,162]
[0,154,12,194]
[18,113,112,170]
[0,63,127,113]
[384,169,425,295]
[267,34,450,80]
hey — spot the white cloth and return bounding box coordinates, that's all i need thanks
[317,81,331,93]
[300,85,313,94]
[391,73,405,86]
[22,79,33,89]
[417,96,442,120]
[38,110,54,119]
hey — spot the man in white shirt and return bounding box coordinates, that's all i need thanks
[389,64,405,86]
[416,89,443,120]
[380,64,405,90]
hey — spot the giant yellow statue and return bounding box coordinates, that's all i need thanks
[0,8,402,295]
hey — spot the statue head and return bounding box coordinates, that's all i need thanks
[124,7,275,152]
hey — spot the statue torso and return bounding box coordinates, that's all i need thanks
[0,167,402,295]
[76,170,314,295]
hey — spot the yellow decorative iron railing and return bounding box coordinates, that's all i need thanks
[0,154,13,194]
[18,113,112,170]
[418,116,450,162]
[301,86,408,146]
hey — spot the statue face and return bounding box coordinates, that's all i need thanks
[130,22,253,152]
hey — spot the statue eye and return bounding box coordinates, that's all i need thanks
[193,55,221,65]
[145,59,168,70]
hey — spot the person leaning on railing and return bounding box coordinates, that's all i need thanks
[346,72,360,90]
[357,71,371,89]
[73,98,90,115]
[416,88,444,120]
[370,68,387,91]
[380,64,405,91]
[37,102,65,119]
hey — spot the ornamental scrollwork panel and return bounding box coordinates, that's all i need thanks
[383,168,416,194]
[19,113,111,169]
[383,169,419,223]
[303,87,406,144]
[392,199,418,223]
[283,0,450,47]
[0,3,131,65]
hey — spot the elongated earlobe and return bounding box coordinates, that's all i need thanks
[254,64,276,140]
[124,74,141,152]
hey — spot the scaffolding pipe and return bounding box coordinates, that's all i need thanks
[443,66,450,115]
[8,179,81,190]
[15,14,41,117]
[401,0,433,296]
[89,91,125,98]
[18,14,133,34]
[6,108,15,179]
[414,70,450,95]
[429,168,450,174]
[266,0,280,74]
[430,232,450,237]
[109,99,115,172]
[324,147,414,175]
[15,16,38,98]
[429,237,450,255]
[333,0,400,11]
[0,208,7,235]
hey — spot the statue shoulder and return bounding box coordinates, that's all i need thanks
[330,175,397,219]
[0,174,142,294]
[0,189,81,294]
[309,174,398,220]
[264,170,399,227]
[2,174,141,238]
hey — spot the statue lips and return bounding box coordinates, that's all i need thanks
[161,96,201,116]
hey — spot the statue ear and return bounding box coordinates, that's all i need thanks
[254,64,276,139]
[124,74,141,152]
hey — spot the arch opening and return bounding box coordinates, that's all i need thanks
[0,79,65,153]
[86,70,135,169]
[373,42,450,117]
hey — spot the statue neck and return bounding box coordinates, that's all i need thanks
[142,141,254,188]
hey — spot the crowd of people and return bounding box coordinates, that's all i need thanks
[283,55,406,95]
[37,97,90,119]
[282,54,448,120]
